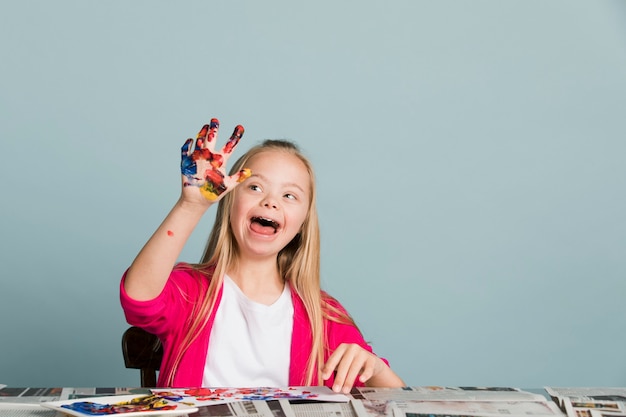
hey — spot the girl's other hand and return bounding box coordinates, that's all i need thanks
[322,343,387,393]
[180,118,251,205]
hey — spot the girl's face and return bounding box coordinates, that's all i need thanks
[230,150,311,260]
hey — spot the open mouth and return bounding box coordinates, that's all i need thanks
[250,216,280,234]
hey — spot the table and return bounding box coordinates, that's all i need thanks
[2,385,621,417]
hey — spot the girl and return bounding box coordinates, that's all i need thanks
[121,118,405,392]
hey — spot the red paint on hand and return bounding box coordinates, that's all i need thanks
[167,230,174,237]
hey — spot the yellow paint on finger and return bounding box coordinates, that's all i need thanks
[237,168,252,182]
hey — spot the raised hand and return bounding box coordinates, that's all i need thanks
[181,118,251,202]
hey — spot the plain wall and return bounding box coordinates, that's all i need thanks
[1,0,625,388]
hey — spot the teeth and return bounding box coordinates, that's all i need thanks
[252,216,279,229]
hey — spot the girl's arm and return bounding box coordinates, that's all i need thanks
[124,119,249,301]
[124,198,209,301]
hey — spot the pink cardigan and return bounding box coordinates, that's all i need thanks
[120,264,387,388]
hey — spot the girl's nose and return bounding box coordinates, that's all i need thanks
[262,196,279,209]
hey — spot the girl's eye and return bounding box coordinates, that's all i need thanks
[249,185,262,192]
[284,193,296,200]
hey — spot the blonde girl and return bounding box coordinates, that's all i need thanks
[121,119,404,392]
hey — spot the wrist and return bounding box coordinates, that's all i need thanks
[176,196,212,214]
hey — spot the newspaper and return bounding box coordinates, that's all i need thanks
[350,387,548,402]
[545,388,626,406]
[544,388,626,417]
[356,398,395,417]
[0,387,143,405]
[289,399,370,417]
[186,396,370,417]
[591,410,626,417]
[562,399,626,417]
[348,387,563,417]
[391,399,563,417]
[0,386,585,417]
[0,388,64,405]
[189,399,293,417]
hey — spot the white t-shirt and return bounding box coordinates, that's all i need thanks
[202,275,294,387]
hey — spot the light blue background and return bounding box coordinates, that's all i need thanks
[1,0,625,388]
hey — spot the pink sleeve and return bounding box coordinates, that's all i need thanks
[119,265,216,388]
[119,264,203,337]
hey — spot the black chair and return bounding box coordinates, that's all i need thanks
[121,326,164,387]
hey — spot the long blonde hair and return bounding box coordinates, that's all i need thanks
[164,139,355,386]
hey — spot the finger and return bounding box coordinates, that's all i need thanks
[335,352,362,393]
[341,362,363,394]
[349,353,369,382]
[330,348,357,392]
[206,118,220,150]
[358,359,376,384]
[322,346,345,381]
[223,168,252,189]
[181,139,197,177]
[181,138,193,158]
[218,169,251,199]
[194,118,219,150]
[221,124,245,156]
[195,124,210,150]
[193,121,222,166]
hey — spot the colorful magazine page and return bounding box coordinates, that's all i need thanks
[151,386,351,407]
[41,394,198,417]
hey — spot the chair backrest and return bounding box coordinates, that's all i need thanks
[121,326,164,387]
